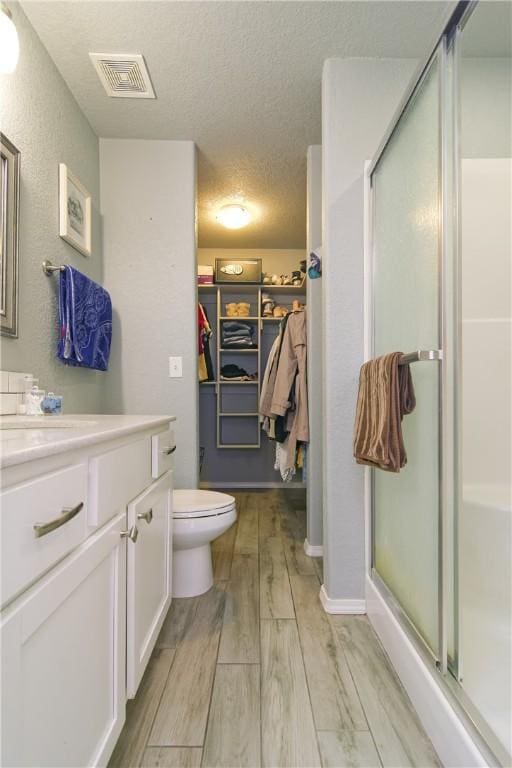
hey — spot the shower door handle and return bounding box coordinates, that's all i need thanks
[137,508,153,525]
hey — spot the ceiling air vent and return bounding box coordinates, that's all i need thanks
[89,53,156,99]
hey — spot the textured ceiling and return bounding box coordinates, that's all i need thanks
[460,2,512,58]
[21,0,454,248]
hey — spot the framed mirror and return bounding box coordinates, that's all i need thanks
[0,133,20,338]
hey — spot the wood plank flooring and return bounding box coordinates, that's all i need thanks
[109,490,440,768]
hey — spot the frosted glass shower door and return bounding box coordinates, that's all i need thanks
[371,56,441,656]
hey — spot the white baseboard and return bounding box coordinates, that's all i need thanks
[319,584,366,614]
[304,539,323,557]
[199,481,306,489]
[366,575,490,768]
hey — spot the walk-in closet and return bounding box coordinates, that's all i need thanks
[197,252,309,489]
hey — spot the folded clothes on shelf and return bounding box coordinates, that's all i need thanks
[222,320,254,334]
[222,339,257,348]
[221,320,257,349]
[222,329,254,338]
[220,364,257,381]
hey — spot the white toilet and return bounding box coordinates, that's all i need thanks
[172,489,237,598]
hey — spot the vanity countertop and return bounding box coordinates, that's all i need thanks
[0,414,176,469]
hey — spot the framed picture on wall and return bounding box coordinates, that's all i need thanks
[1,133,20,338]
[59,163,91,257]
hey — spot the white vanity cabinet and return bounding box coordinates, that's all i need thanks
[1,512,127,768]
[0,416,176,768]
[126,470,173,697]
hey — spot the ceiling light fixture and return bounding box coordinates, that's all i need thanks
[216,204,251,230]
[0,3,19,74]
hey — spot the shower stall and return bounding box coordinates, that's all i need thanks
[365,2,511,765]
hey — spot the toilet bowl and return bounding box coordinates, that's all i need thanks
[172,489,237,598]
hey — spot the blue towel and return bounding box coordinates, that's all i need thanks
[57,266,112,371]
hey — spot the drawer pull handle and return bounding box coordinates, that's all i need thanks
[120,525,139,543]
[137,508,153,524]
[161,446,176,456]
[33,502,84,539]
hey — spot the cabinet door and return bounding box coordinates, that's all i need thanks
[1,512,126,768]
[127,471,173,698]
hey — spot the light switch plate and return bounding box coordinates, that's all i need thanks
[169,356,183,378]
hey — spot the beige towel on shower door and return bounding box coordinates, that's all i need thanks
[353,352,416,472]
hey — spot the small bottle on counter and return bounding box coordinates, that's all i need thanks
[17,376,33,415]
[25,380,45,416]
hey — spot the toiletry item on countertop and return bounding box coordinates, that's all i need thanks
[25,380,45,415]
[17,375,33,414]
[41,393,64,414]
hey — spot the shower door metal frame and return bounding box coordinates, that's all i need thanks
[367,2,510,764]
[368,0,482,674]
[368,38,448,669]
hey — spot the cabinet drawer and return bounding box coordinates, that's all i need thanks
[151,429,176,479]
[1,464,88,608]
[89,437,152,527]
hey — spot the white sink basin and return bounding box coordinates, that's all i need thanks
[0,418,99,430]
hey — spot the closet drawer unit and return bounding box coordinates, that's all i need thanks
[151,429,176,479]
[1,463,88,608]
[89,437,152,527]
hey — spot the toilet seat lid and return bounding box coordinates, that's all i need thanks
[173,489,235,518]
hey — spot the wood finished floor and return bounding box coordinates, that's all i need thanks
[109,489,440,768]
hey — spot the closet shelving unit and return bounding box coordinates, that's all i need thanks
[199,282,306,449]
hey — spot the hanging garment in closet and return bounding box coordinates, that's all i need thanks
[270,310,308,470]
[259,333,281,434]
[259,310,308,473]
[274,438,296,482]
[259,314,291,421]
[198,303,214,382]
